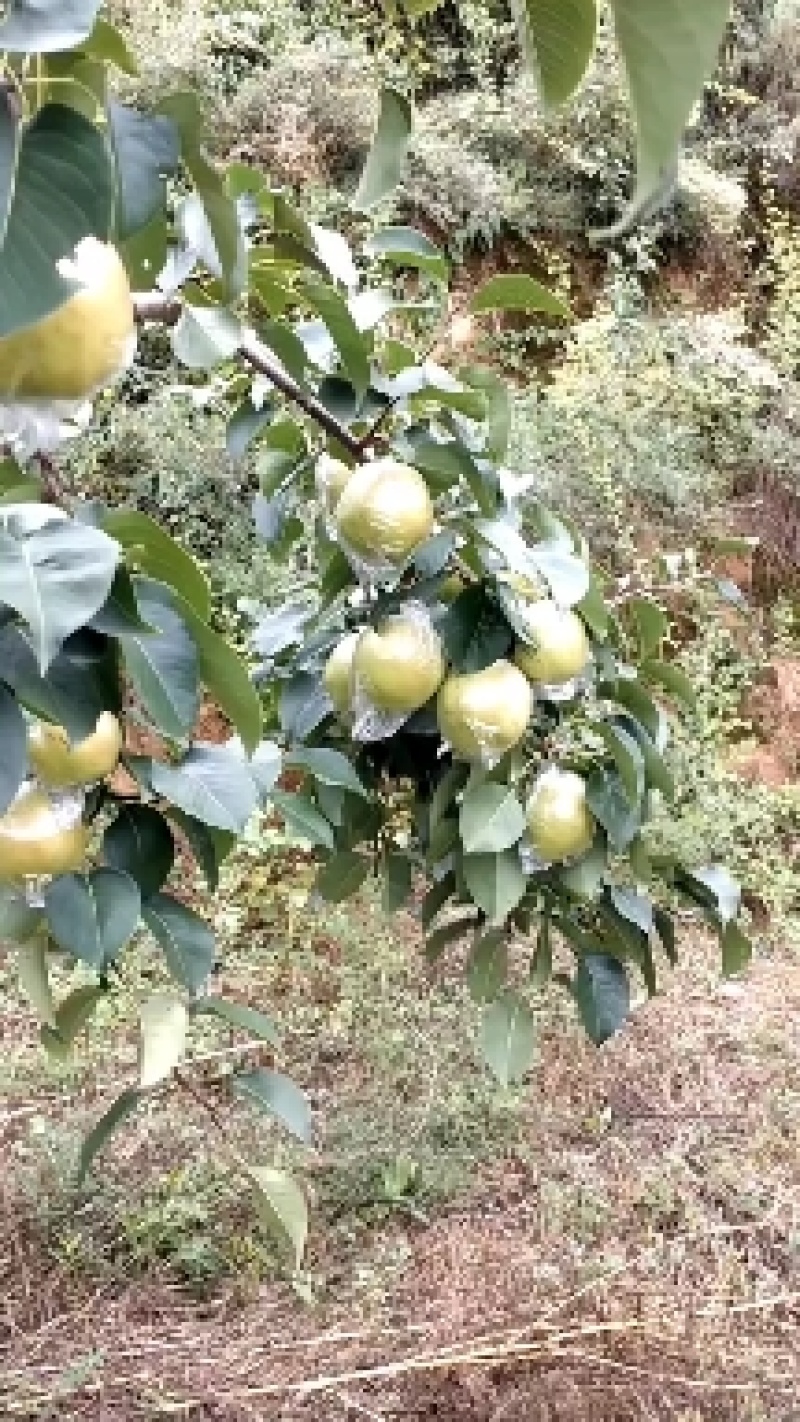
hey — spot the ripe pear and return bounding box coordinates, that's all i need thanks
[0,239,135,401]
[28,713,123,789]
[353,614,445,716]
[526,768,595,862]
[323,632,360,719]
[514,600,590,686]
[0,786,88,880]
[437,660,532,761]
[335,458,434,566]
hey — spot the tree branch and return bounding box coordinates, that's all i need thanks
[133,293,363,458]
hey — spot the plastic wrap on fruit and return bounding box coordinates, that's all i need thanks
[522,765,596,871]
[333,458,435,587]
[513,599,592,704]
[0,781,87,882]
[436,660,533,767]
[315,453,353,535]
[351,604,445,743]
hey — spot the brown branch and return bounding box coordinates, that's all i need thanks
[134,293,363,458]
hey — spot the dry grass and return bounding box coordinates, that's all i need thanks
[1,866,798,1420]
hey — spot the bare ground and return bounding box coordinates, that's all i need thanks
[1,917,798,1421]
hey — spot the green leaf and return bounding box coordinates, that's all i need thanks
[85,16,137,73]
[609,884,654,936]
[0,682,27,815]
[653,906,678,965]
[459,367,511,463]
[471,272,570,319]
[721,921,752,978]
[383,851,413,913]
[143,579,262,754]
[574,954,630,1045]
[45,869,141,970]
[425,913,478,962]
[0,506,118,671]
[627,596,667,659]
[42,982,104,1056]
[172,305,242,370]
[76,1087,141,1187]
[530,914,553,987]
[610,0,731,215]
[480,990,535,1085]
[151,744,258,834]
[586,768,641,852]
[193,995,280,1046]
[467,929,508,1003]
[590,721,645,808]
[442,585,512,673]
[108,101,178,240]
[167,812,234,892]
[16,932,56,1026]
[0,0,102,51]
[0,104,113,336]
[691,866,741,926]
[511,0,598,106]
[285,747,367,800]
[429,762,469,835]
[301,279,369,396]
[103,509,211,620]
[90,566,154,636]
[248,1166,308,1269]
[234,1069,311,1143]
[158,91,243,298]
[103,805,175,900]
[353,86,412,211]
[364,225,448,280]
[142,893,215,993]
[463,849,527,925]
[120,582,199,740]
[138,993,188,1089]
[271,790,334,850]
[421,870,456,930]
[641,658,696,707]
[227,397,275,461]
[0,889,42,944]
[616,715,674,799]
[558,841,607,900]
[313,851,370,904]
[459,782,526,856]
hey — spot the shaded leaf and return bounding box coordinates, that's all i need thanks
[463,849,527,925]
[0,682,27,815]
[234,1069,311,1143]
[45,869,141,969]
[285,747,367,799]
[353,87,412,210]
[104,509,210,620]
[480,990,535,1085]
[103,805,174,900]
[271,790,334,849]
[76,1087,140,1187]
[574,953,630,1045]
[313,851,370,904]
[193,995,280,1046]
[143,893,215,993]
[467,929,508,1003]
[511,0,598,106]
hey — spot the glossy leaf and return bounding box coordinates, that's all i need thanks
[463,849,527,925]
[574,953,630,1045]
[151,744,258,834]
[271,790,334,849]
[45,869,141,970]
[471,272,570,319]
[249,1166,308,1268]
[158,91,243,297]
[193,995,280,1046]
[353,86,412,210]
[138,993,188,1089]
[480,990,535,1085]
[103,509,211,620]
[285,747,367,799]
[610,0,731,215]
[0,507,118,671]
[459,782,526,856]
[143,893,215,993]
[108,101,178,239]
[103,805,175,900]
[0,104,113,336]
[234,1069,312,1143]
[511,0,597,106]
[120,582,199,739]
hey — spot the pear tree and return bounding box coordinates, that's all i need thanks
[0,0,751,1261]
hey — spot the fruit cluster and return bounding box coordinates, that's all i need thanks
[319,456,597,866]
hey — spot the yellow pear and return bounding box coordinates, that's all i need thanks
[526,768,595,862]
[0,786,88,880]
[28,713,123,789]
[437,661,532,761]
[353,614,445,716]
[323,632,360,719]
[514,600,590,686]
[335,458,434,565]
[0,239,135,401]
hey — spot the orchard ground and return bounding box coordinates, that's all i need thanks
[1,706,799,1419]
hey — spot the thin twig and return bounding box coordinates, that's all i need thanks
[134,294,363,457]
